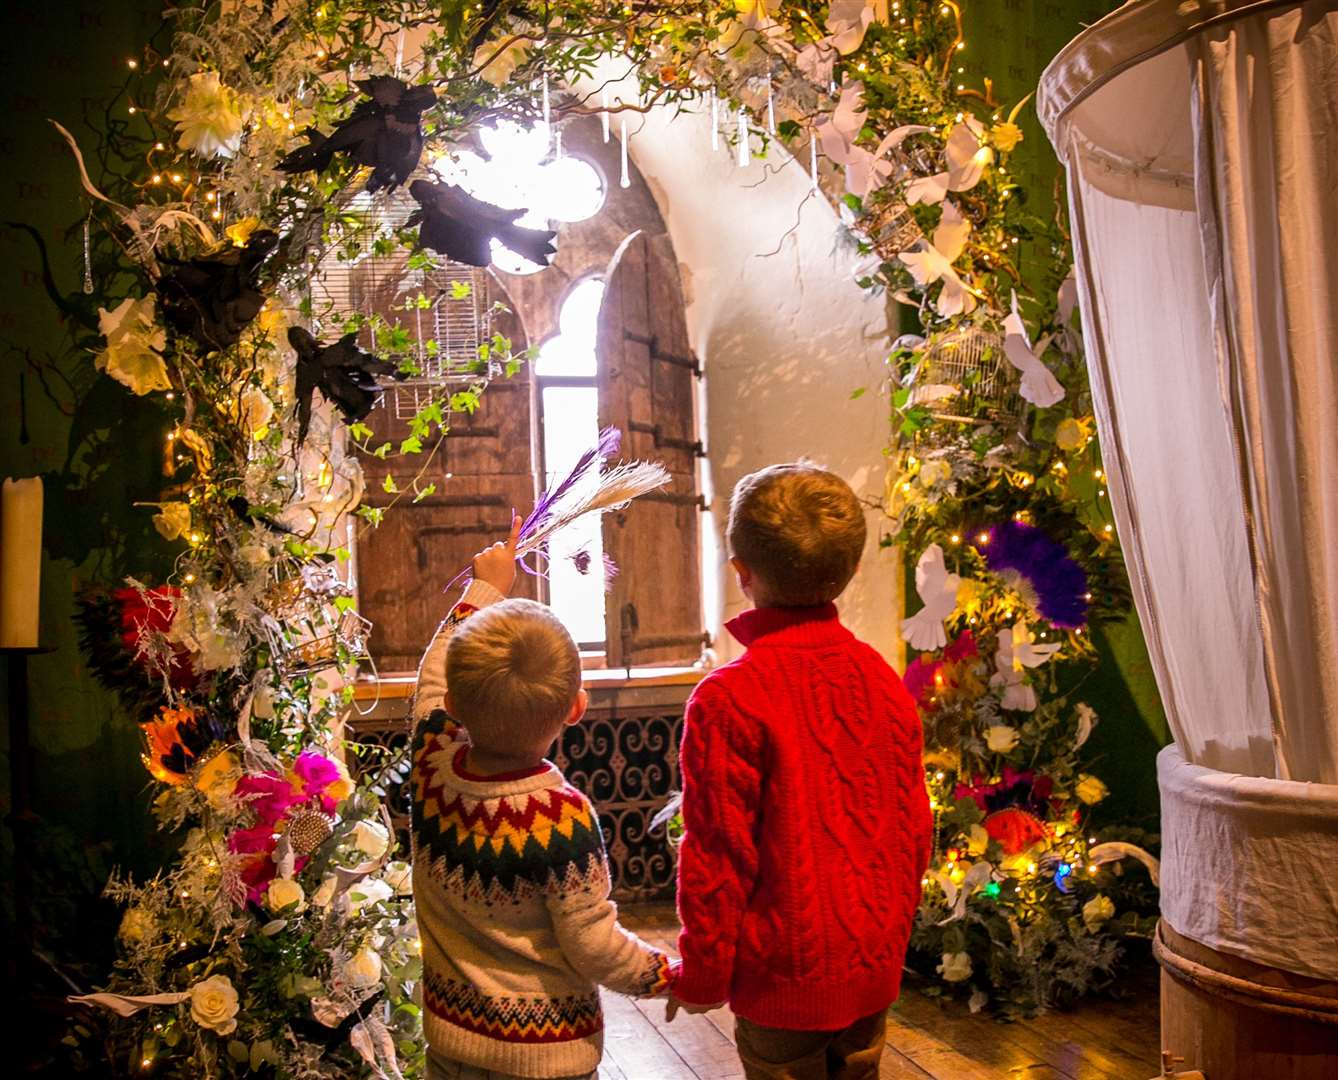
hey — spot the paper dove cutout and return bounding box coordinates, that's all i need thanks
[906,117,995,205]
[815,83,930,198]
[901,543,961,651]
[1057,267,1079,327]
[990,620,1061,711]
[1073,702,1098,750]
[1003,290,1065,407]
[931,860,994,924]
[798,0,878,81]
[898,201,977,317]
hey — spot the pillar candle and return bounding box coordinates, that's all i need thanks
[0,476,43,648]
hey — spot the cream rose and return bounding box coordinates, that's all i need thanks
[168,71,246,158]
[152,502,192,542]
[265,878,306,914]
[118,906,156,944]
[342,946,382,988]
[189,974,240,1035]
[965,823,990,858]
[918,459,952,487]
[382,860,413,896]
[1075,774,1109,805]
[472,40,528,87]
[236,387,274,437]
[1082,894,1116,933]
[937,951,972,983]
[97,296,170,395]
[351,819,390,858]
[310,875,339,909]
[985,725,1020,754]
[347,877,394,915]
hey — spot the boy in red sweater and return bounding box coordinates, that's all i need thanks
[669,463,933,1079]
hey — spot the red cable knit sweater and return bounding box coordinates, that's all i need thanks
[673,603,933,1030]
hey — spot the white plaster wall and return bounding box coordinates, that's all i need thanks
[621,105,904,666]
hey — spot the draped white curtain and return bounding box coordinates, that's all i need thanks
[1040,0,1338,784]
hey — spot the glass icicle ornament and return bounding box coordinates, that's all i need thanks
[619,115,630,188]
[736,106,749,167]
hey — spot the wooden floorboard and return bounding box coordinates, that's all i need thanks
[601,904,1160,1080]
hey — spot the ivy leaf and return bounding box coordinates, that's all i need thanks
[372,442,391,459]
[851,387,867,400]
[892,387,912,409]
[382,474,399,493]
[356,504,384,526]
[777,119,801,140]
[412,483,437,504]
[449,280,471,300]
[399,435,423,454]
[349,422,373,442]
[333,595,356,614]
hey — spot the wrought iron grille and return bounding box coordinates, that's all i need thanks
[310,190,492,419]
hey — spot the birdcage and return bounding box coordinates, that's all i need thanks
[910,327,1027,427]
[866,198,922,261]
[308,189,492,420]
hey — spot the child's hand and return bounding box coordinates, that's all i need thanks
[665,995,725,1022]
[472,513,521,596]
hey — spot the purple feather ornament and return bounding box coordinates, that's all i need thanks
[981,520,1089,628]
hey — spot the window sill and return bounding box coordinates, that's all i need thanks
[352,665,705,702]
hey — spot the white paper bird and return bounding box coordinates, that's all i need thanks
[814,83,932,198]
[906,117,994,205]
[1002,290,1065,407]
[931,860,995,924]
[989,620,1061,711]
[901,543,961,650]
[1074,702,1098,750]
[798,3,884,85]
[898,201,977,317]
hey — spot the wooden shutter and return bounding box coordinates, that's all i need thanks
[355,300,537,673]
[596,231,707,668]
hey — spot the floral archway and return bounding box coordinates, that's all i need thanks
[51,0,1157,1073]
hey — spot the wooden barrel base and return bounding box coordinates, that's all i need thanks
[1156,921,1338,1080]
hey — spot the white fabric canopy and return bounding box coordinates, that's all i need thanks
[1039,0,1338,784]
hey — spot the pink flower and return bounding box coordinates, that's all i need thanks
[291,750,339,795]
[235,773,302,826]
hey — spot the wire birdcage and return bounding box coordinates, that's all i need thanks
[910,327,1027,426]
[309,190,492,419]
[867,198,922,261]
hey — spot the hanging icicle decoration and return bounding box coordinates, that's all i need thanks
[555,127,563,160]
[82,214,93,294]
[710,88,719,151]
[542,71,551,127]
[766,73,776,134]
[619,115,630,188]
[809,136,819,191]
[736,106,749,168]
[394,27,405,76]
[601,86,611,143]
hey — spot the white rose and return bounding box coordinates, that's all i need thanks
[342,946,382,988]
[1082,894,1116,933]
[918,459,952,487]
[965,824,990,857]
[152,502,192,542]
[265,878,305,914]
[985,725,1020,754]
[347,877,394,915]
[168,71,247,158]
[472,40,528,87]
[97,296,170,395]
[937,951,973,983]
[382,861,413,895]
[310,875,339,909]
[351,819,390,858]
[118,906,156,944]
[189,974,240,1035]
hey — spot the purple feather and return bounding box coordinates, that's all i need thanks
[981,520,1089,628]
[519,426,622,543]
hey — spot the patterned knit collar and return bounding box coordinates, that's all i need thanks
[445,744,562,798]
[726,603,851,648]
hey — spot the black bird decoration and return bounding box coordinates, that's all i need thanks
[157,230,279,352]
[406,177,557,268]
[277,76,437,193]
[288,327,406,446]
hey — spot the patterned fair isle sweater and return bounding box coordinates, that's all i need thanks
[411,581,675,1079]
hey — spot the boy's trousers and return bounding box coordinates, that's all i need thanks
[734,1009,887,1080]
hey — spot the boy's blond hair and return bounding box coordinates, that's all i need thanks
[445,599,582,756]
[727,462,867,607]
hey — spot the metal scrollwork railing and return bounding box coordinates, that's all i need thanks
[345,694,688,901]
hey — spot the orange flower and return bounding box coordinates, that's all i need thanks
[140,706,203,785]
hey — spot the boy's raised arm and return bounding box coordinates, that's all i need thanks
[412,514,521,722]
[673,686,764,1007]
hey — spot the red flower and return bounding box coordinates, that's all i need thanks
[904,631,979,706]
[116,586,197,689]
